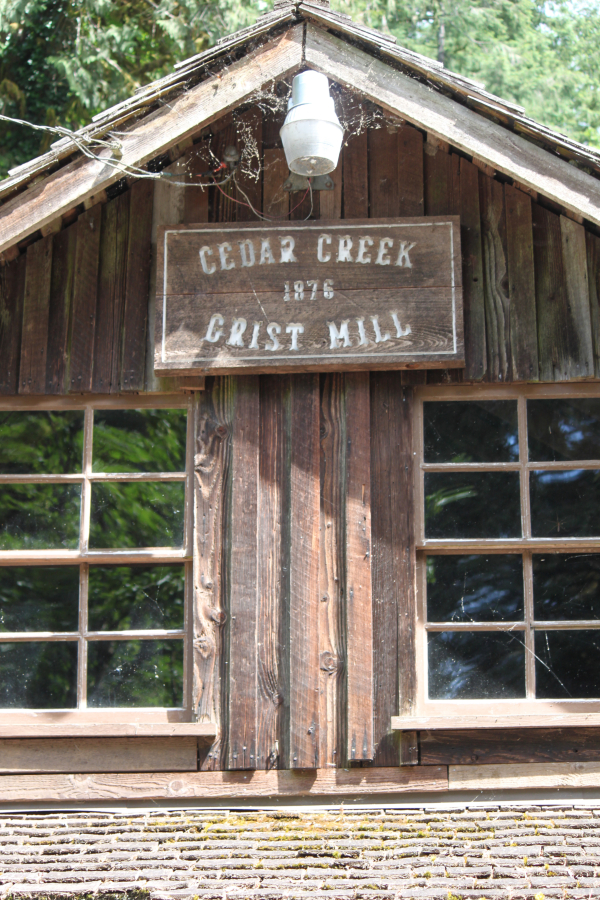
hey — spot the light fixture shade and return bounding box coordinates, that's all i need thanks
[280,71,343,176]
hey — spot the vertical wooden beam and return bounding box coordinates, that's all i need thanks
[560,216,594,380]
[368,125,399,218]
[343,131,368,218]
[586,231,600,379]
[398,125,424,217]
[480,172,510,382]
[505,184,538,382]
[460,158,486,381]
[345,372,373,762]
[19,235,53,394]
[319,154,342,220]
[183,148,210,225]
[235,108,263,222]
[70,205,101,393]
[289,374,320,769]
[227,375,260,769]
[0,254,25,395]
[121,180,153,392]
[263,149,289,218]
[46,223,76,395]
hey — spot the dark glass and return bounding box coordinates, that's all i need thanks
[0,567,79,632]
[528,399,600,462]
[0,411,84,474]
[87,640,183,707]
[423,401,518,463]
[425,472,521,539]
[428,631,525,699]
[535,630,600,698]
[89,565,185,631]
[427,555,523,622]
[92,409,187,473]
[89,483,184,549]
[0,485,81,549]
[533,555,600,621]
[0,642,77,708]
[530,469,600,537]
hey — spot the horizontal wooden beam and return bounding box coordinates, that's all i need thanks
[0,766,447,802]
[0,737,199,774]
[305,25,600,228]
[450,761,600,790]
[393,714,600,731]
[0,723,216,738]
[0,26,303,255]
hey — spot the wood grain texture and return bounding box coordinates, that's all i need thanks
[343,131,368,218]
[263,149,290,218]
[183,147,210,226]
[479,172,510,382]
[450,761,600,790]
[369,126,399,218]
[289,374,320,768]
[421,728,600,766]
[19,235,53,394]
[0,765,448,802]
[121,179,153,391]
[0,737,198,774]
[586,230,600,378]
[398,125,424,217]
[235,108,263,222]
[46,222,76,394]
[560,215,594,380]
[319,154,342,220]
[69,205,102,393]
[0,723,216,737]
[424,146,459,218]
[0,253,25,394]
[505,184,538,381]
[460,157,486,381]
[345,371,373,762]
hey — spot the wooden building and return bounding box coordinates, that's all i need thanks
[1,0,600,813]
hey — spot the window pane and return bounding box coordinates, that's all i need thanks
[89,565,185,631]
[89,483,184,549]
[0,485,81,550]
[425,472,521,539]
[0,567,79,632]
[530,470,600,537]
[0,642,77,708]
[92,409,187,473]
[528,399,600,462]
[0,411,84,474]
[428,631,525,699]
[533,555,600,621]
[427,555,523,622]
[535,630,600,699]
[87,640,183,707]
[423,401,518,463]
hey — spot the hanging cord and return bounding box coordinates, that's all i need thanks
[212,170,313,221]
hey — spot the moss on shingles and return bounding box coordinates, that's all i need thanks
[6,893,151,900]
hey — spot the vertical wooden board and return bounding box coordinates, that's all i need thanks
[319,373,346,770]
[560,216,594,380]
[345,371,373,762]
[398,125,424,217]
[505,184,538,382]
[0,254,25,395]
[46,222,77,394]
[368,126,399,218]
[183,147,210,225]
[263,149,289,218]
[227,375,260,770]
[459,158,486,381]
[424,146,449,216]
[480,172,510,382]
[290,184,319,221]
[289,374,320,769]
[235,108,263,222]
[257,375,289,770]
[210,116,238,224]
[121,180,153,392]
[19,235,53,394]
[586,231,600,378]
[319,154,342,220]
[343,131,368,218]
[69,204,101,393]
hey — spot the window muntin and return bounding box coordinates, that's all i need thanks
[0,398,191,720]
[417,387,600,715]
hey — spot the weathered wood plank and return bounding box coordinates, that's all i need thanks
[398,125,424,217]
[0,766,448,803]
[421,728,600,766]
[450,761,600,790]
[319,154,342,220]
[227,375,260,769]
[46,222,76,394]
[263,148,289,218]
[459,157,486,381]
[69,205,102,393]
[343,131,368,218]
[560,215,594,380]
[121,179,153,391]
[424,145,459,217]
[586,230,600,378]
[0,738,198,774]
[345,372,373,762]
[19,235,53,394]
[479,172,510,382]
[0,254,25,395]
[289,374,320,768]
[369,125,399,218]
[505,183,538,381]
[183,147,210,225]
[235,108,263,222]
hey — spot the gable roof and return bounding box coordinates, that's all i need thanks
[1,0,600,255]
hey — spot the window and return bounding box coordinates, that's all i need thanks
[414,386,600,724]
[0,397,192,723]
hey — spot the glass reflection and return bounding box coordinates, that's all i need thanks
[425,472,521,539]
[0,485,81,549]
[424,401,518,463]
[0,411,84,474]
[89,482,184,549]
[428,631,525,699]
[0,642,77,708]
[89,565,185,631]
[530,469,600,537]
[535,630,600,698]
[427,555,523,622]
[533,555,600,621]
[87,639,183,707]
[0,567,79,632]
[92,409,187,473]
[528,399,600,462]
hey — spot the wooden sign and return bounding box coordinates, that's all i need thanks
[155,217,463,374]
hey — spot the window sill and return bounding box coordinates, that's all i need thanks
[0,723,216,738]
[392,713,600,730]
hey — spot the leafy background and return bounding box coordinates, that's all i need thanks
[0,0,599,178]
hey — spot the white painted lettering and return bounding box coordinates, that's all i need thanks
[391,312,412,337]
[396,241,416,268]
[328,320,352,349]
[356,236,374,264]
[337,236,353,263]
[317,234,332,262]
[227,318,247,347]
[371,315,391,343]
[375,238,393,266]
[218,242,235,270]
[249,322,261,349]
[356,317,368,346]
[259,238,275,265]
[280,237,297,263]
[323,279,334,299]
[286,323,304,351]
[238,240,255,268]
[204,314,224,343]
[199,246,216,274]
[266,322,282,351]
[294,281,304,301]
[283,282,291,302]
[307,279,318,301]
